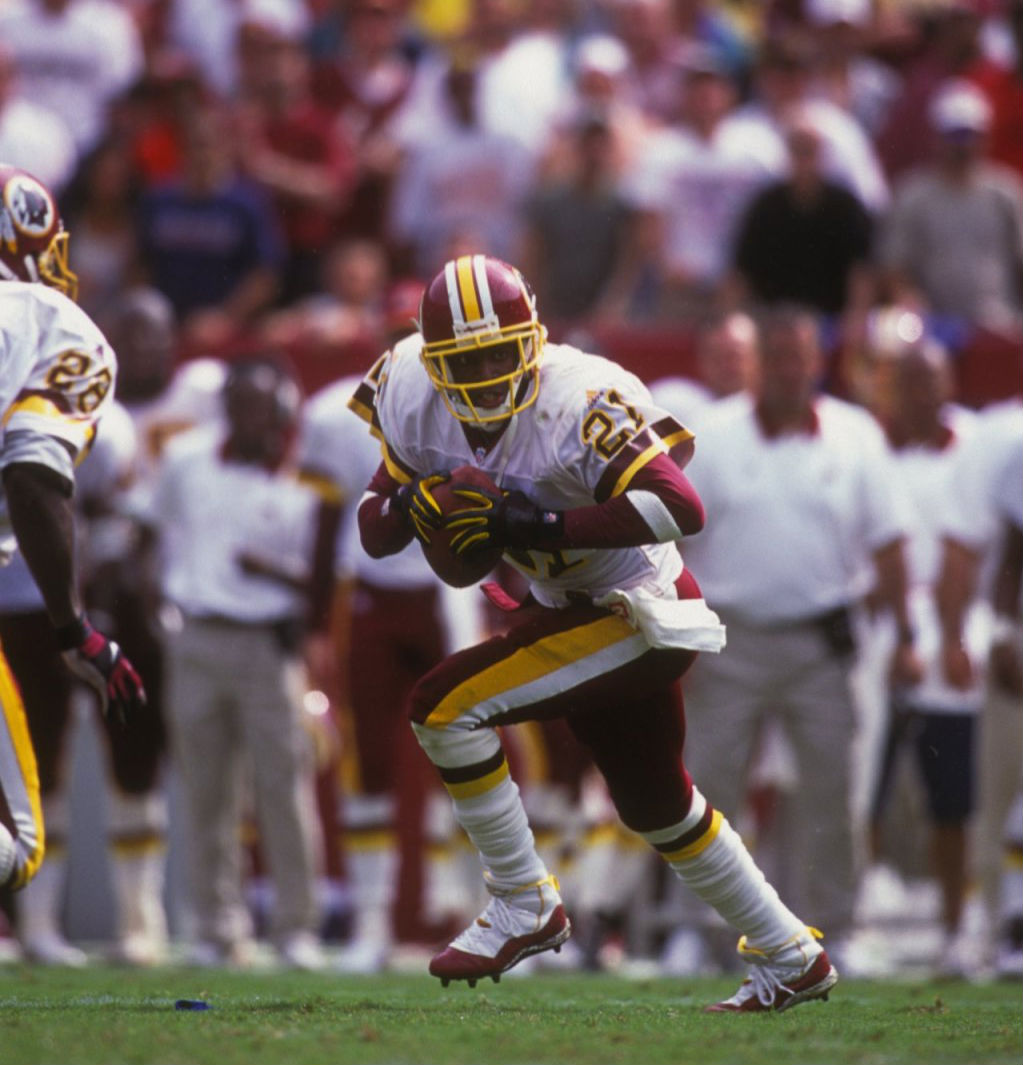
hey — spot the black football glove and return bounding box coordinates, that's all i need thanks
[447,486,564,556]
[56,615,147,724]
[392,472,450,545]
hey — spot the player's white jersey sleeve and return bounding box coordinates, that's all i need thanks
[0,282,116,482]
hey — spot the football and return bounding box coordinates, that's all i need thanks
[420,466,504,587]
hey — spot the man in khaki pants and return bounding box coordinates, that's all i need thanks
[152,356,323,969]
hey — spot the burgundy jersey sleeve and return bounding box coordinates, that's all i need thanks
[357,461,415,558]
[559,451,705,549]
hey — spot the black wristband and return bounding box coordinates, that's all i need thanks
[54,614,90,651]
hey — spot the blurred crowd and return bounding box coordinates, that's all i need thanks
[0,0,1020,983]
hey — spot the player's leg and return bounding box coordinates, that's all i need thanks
[0,613,80,965]
[164,620,251,963]
[239,629,322,970]
[408,601,652,984]
[914,711,975,975]
[974,668,1023,969]
[569,667,837,1013]
[103,629,168,966]
[0,643,44,893]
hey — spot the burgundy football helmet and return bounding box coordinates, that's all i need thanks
[0,165,78,301]
[418,254,546,424]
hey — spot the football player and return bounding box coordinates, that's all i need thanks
[0,165,146,896]
[349,253,839,1012]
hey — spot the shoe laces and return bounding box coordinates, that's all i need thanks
[733,927,823,1008]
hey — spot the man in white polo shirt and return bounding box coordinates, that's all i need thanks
[151,355,323,970]
[679,304,919,966]
[936,396,1023,973]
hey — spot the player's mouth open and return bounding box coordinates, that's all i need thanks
[474,389,507,409]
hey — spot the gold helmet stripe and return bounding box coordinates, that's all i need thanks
[454,255,482,323]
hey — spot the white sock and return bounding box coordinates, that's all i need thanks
[344,843,398,947]
[413,724,547,894]
[0,823,16,886]
[640,788,807,953]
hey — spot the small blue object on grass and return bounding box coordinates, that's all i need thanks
[175,999,213,1011]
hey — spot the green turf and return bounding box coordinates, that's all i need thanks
[0,967,1019,1065]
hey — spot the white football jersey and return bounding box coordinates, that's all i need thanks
[0,281,116,477]
[351,334,694,608]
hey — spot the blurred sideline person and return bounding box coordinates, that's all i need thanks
[936,396,1023,973]
[149,356,324,970]
[864,338,982,977]
[678,304,920,971]
[349,253,839,1013]
[0,164,147,905]
[649,309,758,432]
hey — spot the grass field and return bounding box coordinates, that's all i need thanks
[1,966,1019,1065]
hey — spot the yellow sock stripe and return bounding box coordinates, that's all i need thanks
[109,836,166,858]
[444,758,510,801]
[661,809,723,863]
[0,650,44,888]
[343,829,398,853]
[426,614,634,727]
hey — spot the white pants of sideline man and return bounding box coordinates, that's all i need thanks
[165,616,319,951]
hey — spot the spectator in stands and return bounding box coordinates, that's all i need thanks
[877,78,1023,336]
[260,237,391,386]
[537,34,652,186]
[473,0,580,161]
[728,106,874,320]
[134,100,285,352]
[605,0,690,124]
[718,31,889,213]
[609,44,772,320]
[163,0,310,102]
[151,356,324,971]
[0,0,144,158]
[678,305,919,970]
[0,43,77,196]
[310,0,419,241]
[61,135,144,322]
[875,3,990,184]
[518,112,632,327]
[803,0,901,138]
[386,54,533,277]
[234,13,358,304]
[964,0,1023,179]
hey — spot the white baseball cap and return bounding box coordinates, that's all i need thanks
[929,79,992,134]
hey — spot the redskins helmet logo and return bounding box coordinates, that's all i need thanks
[4,173,55,241]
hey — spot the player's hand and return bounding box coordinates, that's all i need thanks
[447,487,564,555]
[393,472,450,545]
[56,615,147,724]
